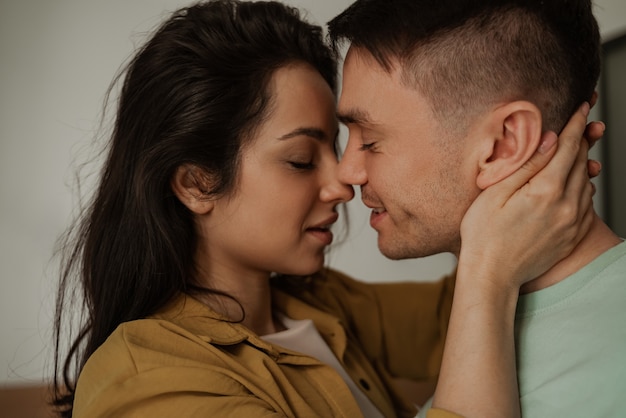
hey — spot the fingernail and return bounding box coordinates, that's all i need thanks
[582,102,590,116]
[588,160,602,178]
[538,132,558,154]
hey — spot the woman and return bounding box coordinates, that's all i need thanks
[52,1,600,417]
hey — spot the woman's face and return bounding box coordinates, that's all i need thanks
[197,63,354,279]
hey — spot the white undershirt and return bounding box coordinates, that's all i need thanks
[261,316,384,418]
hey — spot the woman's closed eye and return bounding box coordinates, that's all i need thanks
[288,160,315,170]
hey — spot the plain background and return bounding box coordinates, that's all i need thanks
[1,0,624,386]
[602,35,626,238]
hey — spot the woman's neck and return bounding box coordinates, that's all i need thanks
[194,262,283,335]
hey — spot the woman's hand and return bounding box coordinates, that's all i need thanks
[459,102,602,289]
[431,102,604,418]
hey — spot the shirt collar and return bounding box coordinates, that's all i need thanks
[151,292,345,362]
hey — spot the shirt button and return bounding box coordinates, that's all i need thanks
[359,379,370,391]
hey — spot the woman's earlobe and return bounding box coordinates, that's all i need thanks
[171,164,215,214]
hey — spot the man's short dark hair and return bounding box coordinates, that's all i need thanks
[328,0,600,133]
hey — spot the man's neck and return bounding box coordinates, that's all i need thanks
[520,214,622,294]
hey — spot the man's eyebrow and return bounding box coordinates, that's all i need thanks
[337,108,370,125]
[277,127,327,141]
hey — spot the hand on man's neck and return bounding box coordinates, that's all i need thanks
[520,213,622,294]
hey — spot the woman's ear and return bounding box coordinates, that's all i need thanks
[476,101,543,190]
[171,164,215,215]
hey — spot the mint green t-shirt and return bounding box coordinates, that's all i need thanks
[515,240,626,417]
[418,241,626,418]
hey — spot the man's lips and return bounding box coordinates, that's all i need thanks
[362,198,386,214]
[363,201,387,228]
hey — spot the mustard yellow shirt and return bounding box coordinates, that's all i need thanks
[73,268,457,417]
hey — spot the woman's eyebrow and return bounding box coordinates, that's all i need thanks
[277,127,327,141]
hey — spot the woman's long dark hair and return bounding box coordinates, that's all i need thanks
[52,1,337,415]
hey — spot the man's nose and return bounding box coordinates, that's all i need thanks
[337,137,367,186]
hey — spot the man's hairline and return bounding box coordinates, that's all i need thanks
[338,42,478,142]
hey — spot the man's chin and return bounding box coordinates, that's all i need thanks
[377,235,442,260]
[377,239,417,260]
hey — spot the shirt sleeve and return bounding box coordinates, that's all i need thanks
[75,366,286,418]
[417,396,464,418]
[426,408,464,418]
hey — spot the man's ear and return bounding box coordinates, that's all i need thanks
[476,101,543,190]
[171,164,216,215]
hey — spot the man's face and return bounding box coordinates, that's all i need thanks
[337,47,480,258]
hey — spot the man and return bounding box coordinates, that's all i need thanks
[329,0,625,416]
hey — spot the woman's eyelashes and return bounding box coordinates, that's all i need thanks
[288,160,315,170]
[284,136,337,170]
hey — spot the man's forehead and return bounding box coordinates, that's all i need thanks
[343,45,404,75]
[337,47,405,127]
